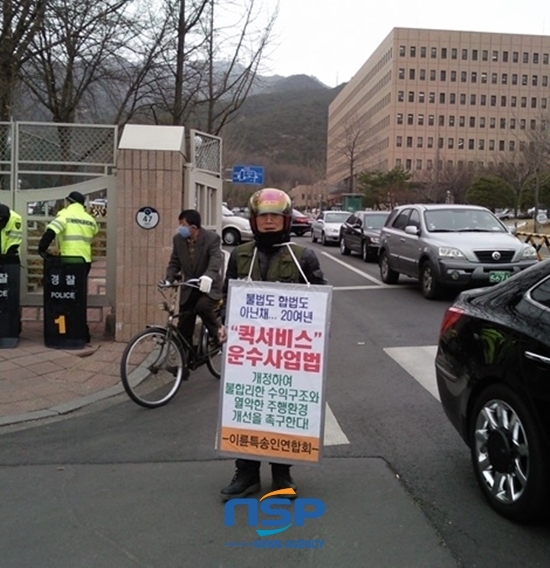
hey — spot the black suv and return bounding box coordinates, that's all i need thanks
[339,210,390,261]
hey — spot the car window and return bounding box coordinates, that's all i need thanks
[529,277,550,308]
[325,212,350,223]
[363,213,389,229]
[408,210,421,229]
[392,209,412,230]
[222,205,234,216]
[425,208,505,232]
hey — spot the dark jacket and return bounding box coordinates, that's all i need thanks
[166,228,224,303]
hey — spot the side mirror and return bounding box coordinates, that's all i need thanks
[405,225,420,235]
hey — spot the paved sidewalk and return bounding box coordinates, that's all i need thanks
[0,321,126,427]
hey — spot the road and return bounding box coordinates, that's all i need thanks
[1,236,550,567]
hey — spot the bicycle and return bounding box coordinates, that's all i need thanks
[120,278,223,408]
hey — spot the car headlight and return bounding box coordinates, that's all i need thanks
[522,245,538,259]
[370,236,380,244]
[438,246,465,258]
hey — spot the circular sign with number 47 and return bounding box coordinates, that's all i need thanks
[136,206,159,230]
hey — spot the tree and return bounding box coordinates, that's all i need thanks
[465,176,516,210]
[357,167,415,209]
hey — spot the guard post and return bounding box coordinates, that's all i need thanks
[0,255,21,348]
[43,255,89,349]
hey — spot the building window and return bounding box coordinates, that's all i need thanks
[420,46,427,58]
[405,159,412,170]
[448,138,454,149]
[408,91,415,102]
[513,51,519,62]
[469,116,476,127]
[511,96,517,107]
[428,114,435,126]
[543,98,548,109]
[499,140,505,151]
[490,95,497,106]
[409,69,415,80]
[469,139,475,150]
[522,74,528,85]
[458,138,464,148]
[429,92,435,103]
[440,93,446,104]
[480,117,486,127]
[501,73,507,84]
[407,114,414,125]
[471,71,477,83]
[451,47,457,59]
[418,91,425,102]
[519,141,526,151]
[399,46,406,56]
[396,136,402,147]
[509,140,515,151]
[440,70,447,81]
[460,93,466,104]
[410,46,416,57]
[520,119,526,130]
[532,97,537,108]
[544,53,549,64]
[461,71,467,82]
[503,51,508,62]
[430,69,436,80]
[427,159,433,170]
[438,138,444,148]
[450,93,456,104]
[470,94,476,105]
[531,119,537,130]
[418,114,424,125]
[512,74,518,85]
[397,113,403,125]
[482,49,488,61]
[480,94,487,106]
[490,117,496,128]
[406,136,413,147]
[510,118,516,129]
[427,137,434,148]
[416,159,422,170]
[439,115,445,126]
[523,52,529,63]
[441,47,447,59]
[420,69,426,80]
[398,91,404,102]
[534,52,539,64]
[449,115,455,126]
[431,47,437,58]
[399,68,405,79]
[396,158,402,167]
[481,72,487,83]
[479,139,485,150]
[533,75,538,86]
[501,95,506,106]
[417,137,423,148]
[500,118,506,128]
[492,50,498,61]
[543,76,548,87]
[521,96,527,108]
[459,116,465,127]
[472,49,478,61]
[489,139,495,150]
[491,73,498,84]
[462,48,468,60]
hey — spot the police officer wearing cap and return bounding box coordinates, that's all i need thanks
[0,204,23,257]
[38,191,98,270]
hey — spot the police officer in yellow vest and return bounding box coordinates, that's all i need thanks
[0,204,23,257]
[38,191,98,269]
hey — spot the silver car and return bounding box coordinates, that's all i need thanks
[311,210,350,245]
[378,204,538,299]
[222,205,253,246]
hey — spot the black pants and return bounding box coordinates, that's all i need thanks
[178,292,220,346]
[236,459,291,475]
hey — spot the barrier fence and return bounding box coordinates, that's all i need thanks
[516,232,550,260]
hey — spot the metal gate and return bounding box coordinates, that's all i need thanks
[0,121,117,307]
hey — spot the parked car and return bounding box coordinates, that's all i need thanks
[311,210,350,246]
[495,208,513,220]
[436,259,550,521]
[290,209,312,236]
[378,204,538,299]
[222,205,253,246]
[339,210,390,261]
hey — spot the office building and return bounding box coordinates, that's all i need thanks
[327,28,550,192]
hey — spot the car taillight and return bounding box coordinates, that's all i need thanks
[439,306,465,335]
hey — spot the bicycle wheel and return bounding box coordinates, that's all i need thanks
[201,325,222,379]
[120,327,186,408]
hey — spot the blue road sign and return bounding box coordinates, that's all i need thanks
[232,165,264,185]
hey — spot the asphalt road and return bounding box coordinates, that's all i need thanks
[1,236,550,567]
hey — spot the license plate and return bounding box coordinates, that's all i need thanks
[489,271,511,283]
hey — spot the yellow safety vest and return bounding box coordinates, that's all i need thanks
[46,203,98,262]
[0,211,23,255]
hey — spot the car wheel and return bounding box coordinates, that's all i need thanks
[321,232,327,246]
[469,384,550,521]
[311,230,318,243]
[379,251,398,284]
[420,260,441,299]
[222,228,240,246]
[339,238,350,256]
[362,241,372,262]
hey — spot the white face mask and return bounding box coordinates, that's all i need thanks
[177,226,191,238]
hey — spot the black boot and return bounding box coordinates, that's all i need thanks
[220,467,261,501]
[271,464,297,497]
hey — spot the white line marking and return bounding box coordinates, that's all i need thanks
[384,346,440,401]
[319,251,386,285]
[324,403,350,446]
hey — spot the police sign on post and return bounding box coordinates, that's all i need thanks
[232,165,264,185]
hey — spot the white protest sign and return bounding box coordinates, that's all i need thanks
[217,280,332,465]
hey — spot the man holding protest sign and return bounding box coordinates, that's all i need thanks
[218,188,327,501]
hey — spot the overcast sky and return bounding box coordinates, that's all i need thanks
[264,0,550,87]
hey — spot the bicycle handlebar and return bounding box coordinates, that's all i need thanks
[158,278,201,290]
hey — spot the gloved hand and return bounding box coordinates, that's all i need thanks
[198,275,213,293]
[158,279,173,288]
